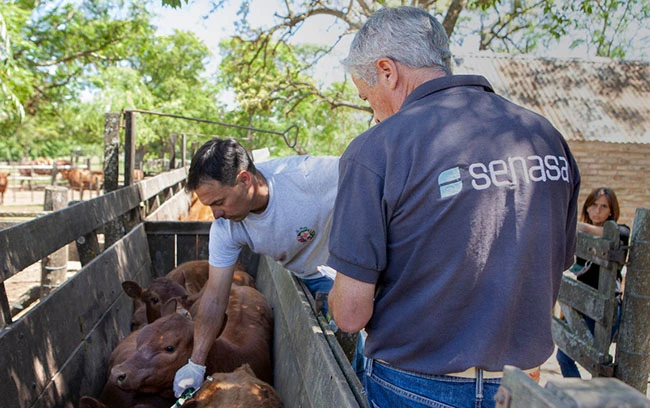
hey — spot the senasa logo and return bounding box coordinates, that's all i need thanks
[438,167,462,199]
[439,154,570,199]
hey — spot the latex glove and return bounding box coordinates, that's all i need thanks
[173,359,206,397]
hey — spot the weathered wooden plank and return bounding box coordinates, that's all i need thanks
[495,365,575,408]
[0,225,152,408]
[615,208,650,393]
[575,231,617,269]
[145,189,191,221]
[147,232,176,278]
[544,377,650,407]
[145,221,211,275]
[256,256,367,408]
[557,275,609,323]
[552,317,613,377]
[145,221,210,236]
[0,185,141,282]
[137,167,187,201]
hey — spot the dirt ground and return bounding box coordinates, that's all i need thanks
[2,184,637,395]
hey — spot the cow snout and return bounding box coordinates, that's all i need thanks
[110,366,129,387]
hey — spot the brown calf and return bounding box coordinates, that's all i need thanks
[123,261,255,329]
[109,285,273,395]
[122,278,191,330]
[166,260,255,296]
[180,192,214,222]
[183,364,282,408]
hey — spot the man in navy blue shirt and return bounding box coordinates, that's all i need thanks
[326,6,580,408]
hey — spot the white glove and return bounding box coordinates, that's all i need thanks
[173,359,206,397]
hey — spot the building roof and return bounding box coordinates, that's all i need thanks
[452,52,650,144]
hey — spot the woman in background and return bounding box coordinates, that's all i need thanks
[556,187,630,377]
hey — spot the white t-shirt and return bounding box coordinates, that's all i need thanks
[209,155,339,279]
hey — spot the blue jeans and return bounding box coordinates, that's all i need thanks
[365,359,501,408]
[300,276,334,317]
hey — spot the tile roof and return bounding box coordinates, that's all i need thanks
[452,52,650,144]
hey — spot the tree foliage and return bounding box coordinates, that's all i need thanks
[1,0,225,161]
[1,0,648,161]
[172,0,649,154]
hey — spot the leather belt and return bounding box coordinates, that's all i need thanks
[373,360,540,382]
[445,366,540,380]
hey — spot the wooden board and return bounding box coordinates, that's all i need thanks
[256,256,367,408]
[0,224,152,408]
[0,185,141,282]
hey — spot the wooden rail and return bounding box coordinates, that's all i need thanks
[0,167,188,327]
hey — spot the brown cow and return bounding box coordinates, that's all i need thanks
[63,168,103,199]
[180,192,214,222]
[133,169,145,182]
[123,261,255,328]
[18,157,72,190]
[0,172,8,205]
[109,285,273,394]
[166,260,255,296]
[122,278,192,330]
[183,364,282,408]
[79,319,176,408]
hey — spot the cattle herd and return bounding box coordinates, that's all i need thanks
[79,259,282,407]
[2,157,148,202]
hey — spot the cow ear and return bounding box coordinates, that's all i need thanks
[161,298,178,316]
[121,281,143,299]
[183,402,198,408]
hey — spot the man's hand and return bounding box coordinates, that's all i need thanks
[173,359,206,397]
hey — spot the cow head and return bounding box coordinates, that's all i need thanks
[122,278,189,323]
[109,303,194,394]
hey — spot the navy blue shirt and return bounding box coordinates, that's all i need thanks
[327,75,581,375]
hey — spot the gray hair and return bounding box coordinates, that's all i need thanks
[342,6,452,86]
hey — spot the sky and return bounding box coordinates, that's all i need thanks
[149,0,649,88]
[151,0,352,85]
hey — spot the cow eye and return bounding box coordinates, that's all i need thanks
[152,297,159,304]
[166,346,175,352]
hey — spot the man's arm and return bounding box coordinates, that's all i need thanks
[577,222,604,237]
[174,264,234,396]
[329,272,375,333]
[191,264,234,364]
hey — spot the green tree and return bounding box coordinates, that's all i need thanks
[163,0,648,156]
[217,35,368,155]
[1,0,155,159]
[1,0,226,162]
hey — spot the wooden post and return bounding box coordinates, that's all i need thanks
[615,208,650,393]
[169,133,177,170]
[51,161,58,185]
[124,111,136,187]
[103,113,123,249]
[181,133,187,167]
[40,186,69,298]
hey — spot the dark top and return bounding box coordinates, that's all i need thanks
[327,75,581,375]
[575,223,631,290]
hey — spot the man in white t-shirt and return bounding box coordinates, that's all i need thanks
[173,138,339,397]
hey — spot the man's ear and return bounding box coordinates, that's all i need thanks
[237,170,252,186]
[376,57,399,89]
